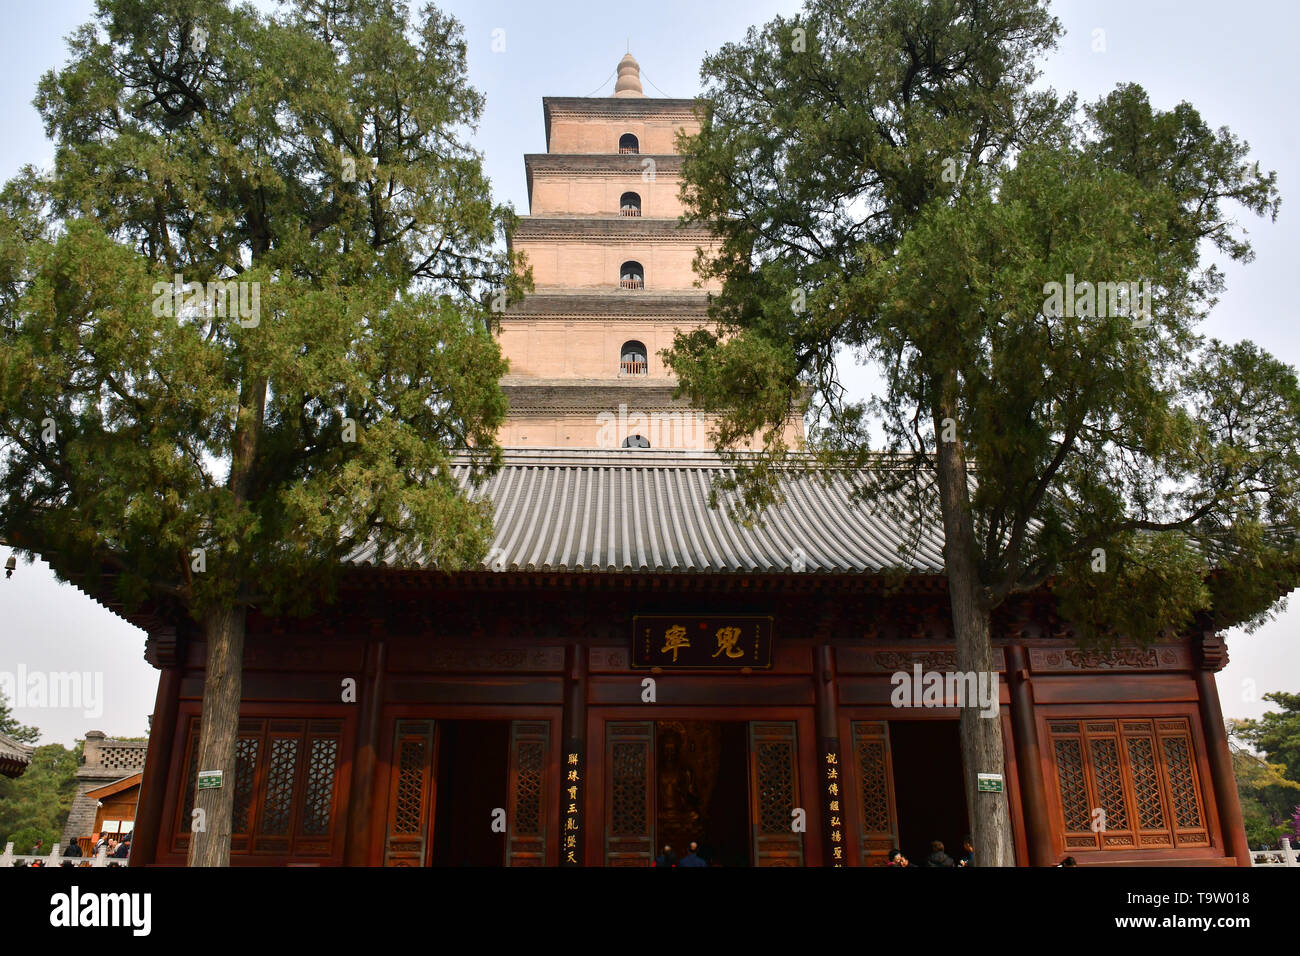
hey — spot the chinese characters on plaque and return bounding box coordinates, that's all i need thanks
[825,751,844,867]
[563,750,581,865]
[631,616,774,669]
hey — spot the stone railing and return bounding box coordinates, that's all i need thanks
[0,843,116,867]
[1250,837,1299,867]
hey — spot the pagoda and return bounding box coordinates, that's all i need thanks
[497,53,800,452]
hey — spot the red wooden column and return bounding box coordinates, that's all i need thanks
[1005,644,1055,867]
[131,664,181,867]
[343,634,385,866]
[1195,634,1251,866]
[814,643,844,866]
[131,624,183,867]
[561,642,587,865]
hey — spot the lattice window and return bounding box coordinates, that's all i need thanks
[856,739,890,833]
[1088,736,1131,832]
[97,745,148,772]
[302,738,339,836]
[1049,716,1208,852]
[611,742,648,835]
[179,723,198,832]
[850,721,896,866]
[260,737,299,836]
[1052,738,1091,833]
[232,736,260,834]
[756,741,795,834]
[171,715,346,858]
[513,741,544,835]
[393,739,427,835]
[1161,735,1204,831]
[605,722,653,866]
[1125,736,1166,832]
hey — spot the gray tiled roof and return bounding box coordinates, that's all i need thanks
[346,448,945,574]
[0,731,34,778]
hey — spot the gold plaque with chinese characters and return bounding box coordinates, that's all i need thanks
[631,615,774,669]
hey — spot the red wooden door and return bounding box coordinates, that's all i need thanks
[505,720,549,866]
[749,721,804,866]
[848,721,898,865]
[604,721,656,865]
[381,720,437,866]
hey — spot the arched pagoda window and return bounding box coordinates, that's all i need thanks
[623,434,651,448]
[620,191,642,216]
[619,261,644,290]
[619,133,639,154]
[620,340,647,375]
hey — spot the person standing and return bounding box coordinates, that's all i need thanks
[653,845,677,868]
[64,839,82,858]
[886,848,910,867]
[677,841,707,867]
[957,836,974,867]
[924,840,956,867]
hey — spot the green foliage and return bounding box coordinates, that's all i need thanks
[0,741,80,852]
[1235,692,1300,784]
[1229,716,1300,848]
[0,0,525,622]
[0,688,40,744]
[667,0,1298,644]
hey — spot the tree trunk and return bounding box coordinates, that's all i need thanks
[933,393,1015,867]
[186,604,247,867]
[184,376,265,866]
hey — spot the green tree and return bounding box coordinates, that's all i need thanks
[0,741,80,853]
[1235,693,1300,784]
[667,0,1298,865]
[0,688,40,744]
[0,0,525,866]
[1229,718,1300,848]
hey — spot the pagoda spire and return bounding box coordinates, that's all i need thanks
[612,52,645,98]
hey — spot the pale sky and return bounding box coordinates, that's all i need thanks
[0,0,1295,745]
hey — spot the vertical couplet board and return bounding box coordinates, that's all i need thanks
[382,720,438,867]
[749,721,805,866]
[506,720,550,866]
[604,721,656,866]
[849,721,898,866]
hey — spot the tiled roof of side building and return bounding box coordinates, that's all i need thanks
[0,731,34,778]
[345,448,946,575]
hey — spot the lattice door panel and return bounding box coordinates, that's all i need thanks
[382,720,437,866]
[172,716,342,858]
[1154,720,1209,847]
[605,721,655,866]
[850,721,898,866]
[506,721,550,866]
[1048,717,1209,852]
[749,721,804,866]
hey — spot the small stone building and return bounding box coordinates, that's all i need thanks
[61,731,149,847]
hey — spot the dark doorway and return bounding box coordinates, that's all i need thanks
[431,720,510,866]
[655,720,751,866]
[888,720,969,866]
